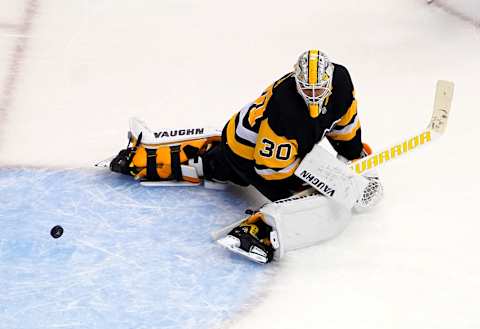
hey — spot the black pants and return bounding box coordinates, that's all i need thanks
[202,141,249,187]
[202,131,304,202]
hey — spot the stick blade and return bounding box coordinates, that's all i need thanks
[429,80,454,134]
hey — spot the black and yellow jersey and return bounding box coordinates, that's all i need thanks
[222,63,363,185]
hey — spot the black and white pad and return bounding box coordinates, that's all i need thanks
[129,117,221,146]
[213,192,351,262]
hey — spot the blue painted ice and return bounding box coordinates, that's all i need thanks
[0,168,272,329]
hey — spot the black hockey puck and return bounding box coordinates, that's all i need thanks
[50,225,64,239]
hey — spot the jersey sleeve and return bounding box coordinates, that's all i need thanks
[224,80,278,162]
[325,67,364,160]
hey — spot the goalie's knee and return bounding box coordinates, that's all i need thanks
[110,137,219,184]
[201,142,249,186]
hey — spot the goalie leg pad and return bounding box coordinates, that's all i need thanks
[262,193,352,260]
[130,139,212,181]
[214,193,352,262]
[129,117,222,146]
[110,118,242,188]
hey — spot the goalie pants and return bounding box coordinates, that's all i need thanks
[202,128,304,202]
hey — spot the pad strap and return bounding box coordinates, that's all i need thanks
[146,148,161,180]
[170,145,182,181]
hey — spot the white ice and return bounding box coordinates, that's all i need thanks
[0,0,479,328]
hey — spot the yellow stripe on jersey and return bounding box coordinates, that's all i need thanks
[328,117,361,141]
[308,50,319,84]
[226,113,255,160]
[248,89,272,127]
[255,159,300,181]
[254,119,298,168]
[336,99,357,126]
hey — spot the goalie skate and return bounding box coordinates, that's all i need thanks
[215,212,278,264]
[217,235,271,264]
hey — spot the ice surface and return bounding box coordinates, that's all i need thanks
[1,0,480,328]
[433,0,480,25]
[0,168,272,329]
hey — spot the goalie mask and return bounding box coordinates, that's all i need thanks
[294,50,334,118]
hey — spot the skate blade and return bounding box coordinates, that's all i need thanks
[216,236,268,264]
[94,156,115,168]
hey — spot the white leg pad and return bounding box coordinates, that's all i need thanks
[261,193,352,260]
[129,117,221,145]
[212,192,352,262]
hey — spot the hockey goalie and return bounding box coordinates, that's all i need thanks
[108,50,387,263]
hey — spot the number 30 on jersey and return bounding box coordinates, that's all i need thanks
[259,138,293,161]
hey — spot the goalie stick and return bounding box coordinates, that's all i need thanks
[350,80,454,175]
[295,80,454,209]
